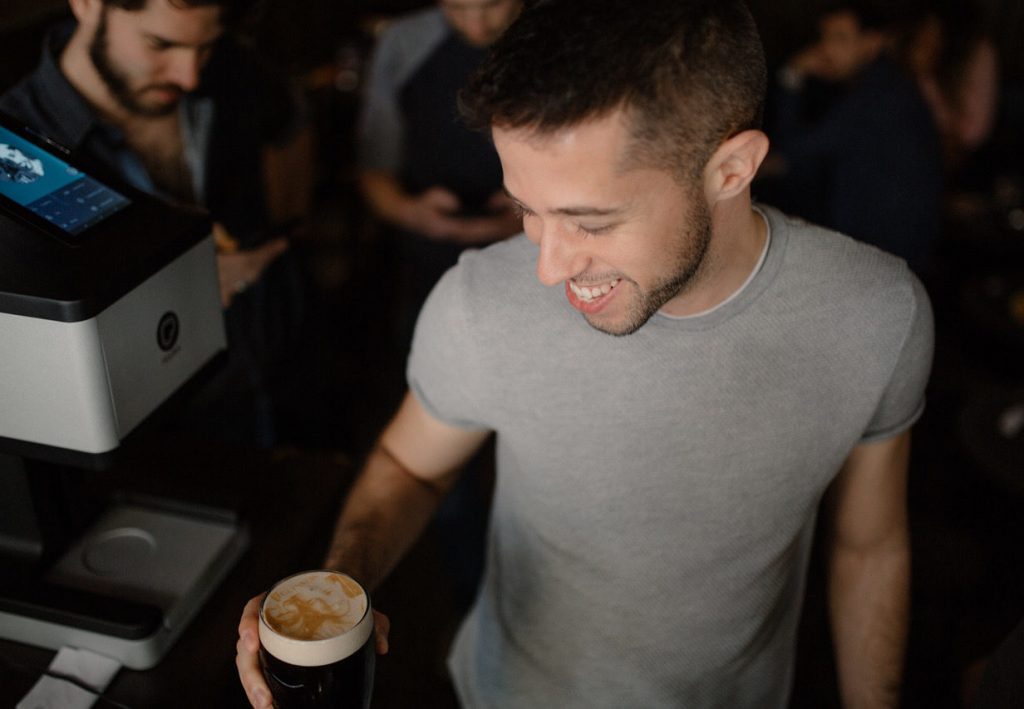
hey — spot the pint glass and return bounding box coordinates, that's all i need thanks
[258,570,375,708]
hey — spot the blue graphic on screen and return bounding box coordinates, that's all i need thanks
[0,125,130,235]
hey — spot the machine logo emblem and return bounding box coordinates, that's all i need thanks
[157,311,180,352]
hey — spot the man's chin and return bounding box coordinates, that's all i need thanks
[136,90,183,115]
[583,311,649,338]
[144,101,181,117]
[124,97,181,117]
[110,86,184,117]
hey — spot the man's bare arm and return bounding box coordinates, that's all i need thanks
[359,172,520,244]
[359,170,464,238]
[322,390,491,589]
[828,430,912,708]
[236,390,489,707]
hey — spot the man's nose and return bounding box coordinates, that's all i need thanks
[461,13,491,44]
[165,50,203,91]
[531,222,584,286]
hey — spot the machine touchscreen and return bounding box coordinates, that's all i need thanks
[0,122,130,240]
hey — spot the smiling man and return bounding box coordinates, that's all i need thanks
[494,118,734,336]
[236,1,934,706]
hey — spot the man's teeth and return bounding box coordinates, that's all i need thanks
[569,278,620,302]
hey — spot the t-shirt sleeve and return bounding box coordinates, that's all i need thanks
[860,272,935,442]
[356,30,407,174]
[406,260,490,431]
[356,10,448,175]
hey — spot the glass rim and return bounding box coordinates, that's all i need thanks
[258,569,373,666]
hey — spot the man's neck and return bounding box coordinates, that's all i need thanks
[59,28,137,128]
[661,197,767,318]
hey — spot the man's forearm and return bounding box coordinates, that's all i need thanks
[358,171,415,230]
[828,533,910,708]
[323,442,447,592]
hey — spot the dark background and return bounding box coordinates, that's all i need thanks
[2,1,1023,706]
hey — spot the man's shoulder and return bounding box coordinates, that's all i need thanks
[381,6,447,42]
[767,206,926,315]
[427,235,543,318]
[373,7,449,67]
[852,58,934,124]
[451,235,535,285]
[1,22,94,150]
[0,73,42,122]
[0,64,74,148]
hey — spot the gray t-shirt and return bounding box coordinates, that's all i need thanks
[408,205,934,707]
[356,7,449,174]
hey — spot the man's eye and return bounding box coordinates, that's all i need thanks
[576,223,613,236]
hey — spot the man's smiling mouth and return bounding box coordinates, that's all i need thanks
[568,278,621,303]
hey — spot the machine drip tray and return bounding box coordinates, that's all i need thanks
[0,499,248,670]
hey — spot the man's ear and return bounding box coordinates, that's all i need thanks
[68,0,105,29]
[704,130,770,204]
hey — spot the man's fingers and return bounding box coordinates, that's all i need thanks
[423,187,461,212]
[256,237,289,267]
[239,596,262,639]
[263,236,290,256]
[235,636,273,708]
[486,190,515,211]
[236,595,273,707]
[235,648,273,708]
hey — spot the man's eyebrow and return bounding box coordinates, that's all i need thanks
[502,186,623,217]
[144,32,218,49]
[551,205,622,217]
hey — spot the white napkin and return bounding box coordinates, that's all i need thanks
[17,646,122,709]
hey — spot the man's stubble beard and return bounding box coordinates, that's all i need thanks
[585,196,713,337]
[88,10,181,117]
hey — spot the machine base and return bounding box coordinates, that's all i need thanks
[0,500,248,670]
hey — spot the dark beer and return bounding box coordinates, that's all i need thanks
[258,570,375,709]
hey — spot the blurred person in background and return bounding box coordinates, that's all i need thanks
[758,0,943,279]
[1,0,313,446]
[355,0,523,612]
[900,0,999,172]
[357,0,523,349]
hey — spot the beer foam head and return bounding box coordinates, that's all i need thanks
[259,571,373,666]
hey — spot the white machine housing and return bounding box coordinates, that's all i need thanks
[0,237,225,454]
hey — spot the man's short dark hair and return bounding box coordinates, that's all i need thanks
[459,0,767,182]
[101,0,257,29]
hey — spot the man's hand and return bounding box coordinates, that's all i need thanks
[401,187,521,244]
[235,594,392,708]
[215,224,290,308]
[359,173,523,245]
[440,190,524,246]
[235,596,273,709]
[401,187,467,239]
